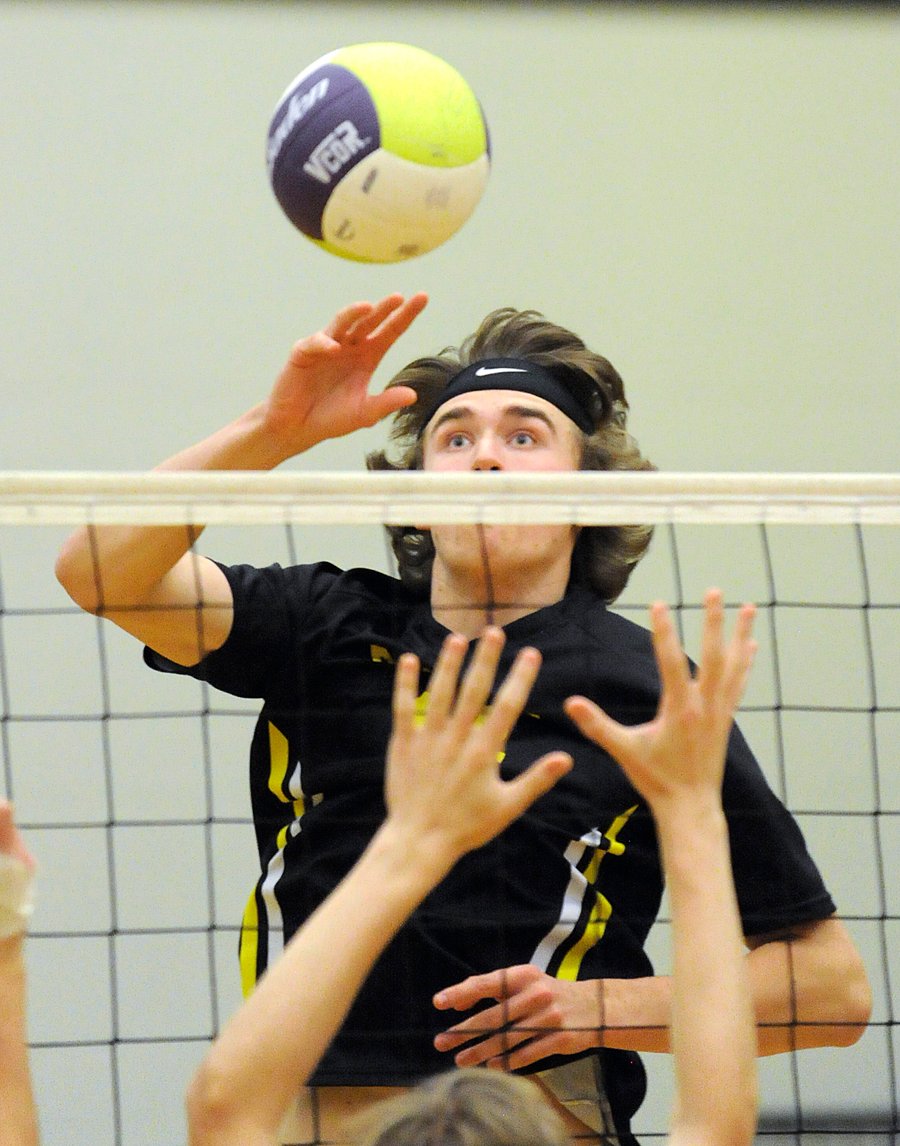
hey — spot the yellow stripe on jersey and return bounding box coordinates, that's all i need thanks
[415,690,506,762]
[414,690,430,725]
[556,892,613,981]
[267,722,290,802]
[267,721,305,818]
[240,722,306,998]
[554,804,638,982]
[239,889,260,998]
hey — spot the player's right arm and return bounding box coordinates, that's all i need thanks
[54,293,427,666]
[0,802,39,1146]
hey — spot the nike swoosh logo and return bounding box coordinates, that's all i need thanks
[474,366,529,376]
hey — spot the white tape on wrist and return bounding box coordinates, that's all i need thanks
[0,853,35,939]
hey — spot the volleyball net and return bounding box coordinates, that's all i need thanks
[1,470,897,1146]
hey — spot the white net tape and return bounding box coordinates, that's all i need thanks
[2,470,899,526]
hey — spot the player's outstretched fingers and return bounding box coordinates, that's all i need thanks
[697,588,727,702]
[505,751,573,819]
[390,652,421,740]
[563,695,633,766]
[368,291,429,346]
[341,293,406,342]
[325,300,376,342]
[0,801,16,853]
[0,801,35,873]
[0,856,35,940]
[363,385,419,426]
[648,601,692,709]
[482,645,542,746]
[723,602,758,710]
[335,292,428,348]
[425,633,470,727]
[452,627,506,729]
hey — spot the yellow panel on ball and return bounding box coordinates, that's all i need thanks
[329,42,489,168]
[266,41,491,262]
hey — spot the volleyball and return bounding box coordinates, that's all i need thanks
[266,42,490,263]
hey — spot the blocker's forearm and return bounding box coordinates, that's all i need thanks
[187,823,453,1145]
[659,805,757,1146]
[0,941,40,1146]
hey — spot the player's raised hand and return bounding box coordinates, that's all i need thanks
[264,292,428,454]
[0,801,36,942]
[385,628,572,863]
[565,590,757,809]
[0,803,33,873]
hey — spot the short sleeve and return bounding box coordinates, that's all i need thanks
[723,724,836,937]
[143,560,339,699]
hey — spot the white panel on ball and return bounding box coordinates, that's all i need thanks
[321,151,491,262]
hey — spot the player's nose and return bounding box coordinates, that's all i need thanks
[471,434,503,471]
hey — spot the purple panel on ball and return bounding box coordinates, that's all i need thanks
[267,63,381,241]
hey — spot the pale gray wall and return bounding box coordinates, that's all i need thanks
[1,0,897,475]
[0,2,897,1144]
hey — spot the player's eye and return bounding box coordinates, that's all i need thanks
[446,432,469,449]
[510,430,536,447]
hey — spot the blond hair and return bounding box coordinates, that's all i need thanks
[350,1068,570,1146]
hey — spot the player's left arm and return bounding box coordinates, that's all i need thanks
[0,802,40,1146]
[743,914,871,1054]
[433,912,870,1068]
[434,588,871,1069]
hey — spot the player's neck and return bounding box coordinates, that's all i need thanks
[428,558,570,639]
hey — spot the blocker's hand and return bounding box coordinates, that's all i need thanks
[264,292,428,455]
[565,589,757,811]
[385,628,573,865]
[0,802,34,874]
[0,801,36,942]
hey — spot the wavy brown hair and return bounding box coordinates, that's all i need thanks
[366,307,655,602]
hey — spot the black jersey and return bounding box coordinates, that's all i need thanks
[145,561,835,1121]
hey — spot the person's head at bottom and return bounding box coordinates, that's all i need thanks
[351,1068,569,1146]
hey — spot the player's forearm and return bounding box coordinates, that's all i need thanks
[588,805,736,1056]
[187,823,455,1145]
[0,940,40,1146]
[592,922,870,1058]
[658,804,758,1145]
[55,404,287,612]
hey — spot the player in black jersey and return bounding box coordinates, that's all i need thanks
[55,293,870,1144]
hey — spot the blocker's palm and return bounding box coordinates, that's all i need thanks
[386,628,572,860]
[565,590,757,808]
[0,801,34,872]
[264,292,428,455]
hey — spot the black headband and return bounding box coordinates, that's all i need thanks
[419,358,597,435]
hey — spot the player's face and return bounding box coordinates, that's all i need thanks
[420,390,582,586]
[421,389,582,475]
